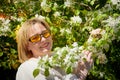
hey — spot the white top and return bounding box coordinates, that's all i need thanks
[16,58,79,80]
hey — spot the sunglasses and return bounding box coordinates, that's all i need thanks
[29,30,51,43]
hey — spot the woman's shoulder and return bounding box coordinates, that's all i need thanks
[16,57,47,80]
[18,58,39,71]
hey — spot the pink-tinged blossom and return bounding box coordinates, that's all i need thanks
[97,52,107,64]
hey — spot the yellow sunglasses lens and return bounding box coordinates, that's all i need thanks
[29,30,51,43]
[29,34,41,42]
[43,31,51,38]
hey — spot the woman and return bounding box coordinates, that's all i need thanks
[16,17,93,80]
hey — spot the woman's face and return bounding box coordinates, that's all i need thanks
[27,23,53,57]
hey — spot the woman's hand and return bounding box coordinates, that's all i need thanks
[73,50,93,80]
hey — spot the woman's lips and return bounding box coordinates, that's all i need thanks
[40,42,49,48]
[39,42,51,53]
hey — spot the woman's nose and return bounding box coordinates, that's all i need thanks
[41,36,46,42]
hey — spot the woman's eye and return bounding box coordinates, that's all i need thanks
[43,32,50,38]
[30,35,40,42]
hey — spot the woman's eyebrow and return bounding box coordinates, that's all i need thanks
[31,30,47,37]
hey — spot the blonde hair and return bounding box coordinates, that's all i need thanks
[16,18,50,63]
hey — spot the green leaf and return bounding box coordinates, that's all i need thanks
[33,68,40,78]
[44,68,49,77]
[66,66,72,74]
[10,48,16,54]
[90,0,95,5]
[46,17,52,24]
[96,59,99,65]
[0,52,3,57]
[95,4,100,9]
[103,43,110,52]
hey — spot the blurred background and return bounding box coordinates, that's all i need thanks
[0,0,120,80]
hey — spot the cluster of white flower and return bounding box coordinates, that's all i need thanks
[36,42,88,76]
[10,16,24,22]
[111,0,120,10]
[102,16,120,35]
[102,4,113,12]
[54,2,58,8]
[53,12,61,17]
[41,0,47,7]
[70,16,82,24]
[64,0,73,8]
[97,52,108,64]
[35,27,114,77]
[35,14,45,20]
[0,18,11,36]
[99,72,105,78]
[111,0,120,5]
[103,16,120,28]
[40,0,51,12]
[87,28,106,44]
[87,28,109,64]
[60,28,72,35]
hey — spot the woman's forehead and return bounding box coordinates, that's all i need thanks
[28,23,46,37]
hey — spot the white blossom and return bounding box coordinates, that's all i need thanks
[70,16,82,24]
[72,42,78,47]
[41,0,46,7]
[104,16,119,27]
[0,19,11,36]
[64,54,70,64]
[102,16,120,33]
[70,47,78,53]
[99,72,104,78]
[87,37,93,44]
[97,52,107,64]
[3,19,10,25]
[40,0,51,12]
[60,28,65,34]
[66,28,72,34]
[17,17,24,22]
[54,76,61,80]
[111,0,120,5]
[60,28,72,35]
[42,55,49,62]
[64,0,72,8]
[90,28,101,35]
[10,16,24,22]
[54,2,58,8]
[102,4,112,12]
[35,14,45,20]
[78,46,84,52]
[53,11,61,17]
[10,16,17,21]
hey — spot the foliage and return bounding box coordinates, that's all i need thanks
[0,0,120,80]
